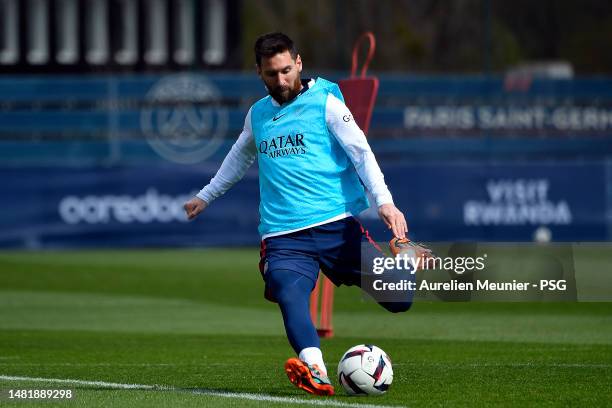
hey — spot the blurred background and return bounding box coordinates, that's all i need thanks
[1,0,611,248]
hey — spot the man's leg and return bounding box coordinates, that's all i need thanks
[261,232,335,396]
[315,217,417,313]
[266,268,319,357]
[360,233,417,313]
[266,268,335,395]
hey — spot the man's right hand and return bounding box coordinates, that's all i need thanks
[184,197,208,220]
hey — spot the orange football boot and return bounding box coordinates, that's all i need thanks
[389,237,435,270]
[284,358,335,396]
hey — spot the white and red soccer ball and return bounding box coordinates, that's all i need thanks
[337,344,393,395]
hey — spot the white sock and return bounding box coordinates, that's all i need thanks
[299,347,327,375]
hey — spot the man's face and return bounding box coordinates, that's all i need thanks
[257,50,302,104]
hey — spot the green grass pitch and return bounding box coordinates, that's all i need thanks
[0,249,610,407]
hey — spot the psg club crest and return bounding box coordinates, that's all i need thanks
[141,74,229,164]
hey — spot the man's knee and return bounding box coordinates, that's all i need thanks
[274,284,300,305]
[268,279,296,305]
[380,301,413,313]
[267,269,313,305]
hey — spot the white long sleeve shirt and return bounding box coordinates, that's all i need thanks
[197,82,393,238]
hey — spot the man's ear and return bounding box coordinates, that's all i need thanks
[295,54,302,73]
[256,63,262,77]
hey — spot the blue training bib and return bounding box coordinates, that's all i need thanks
[250,77,369,236]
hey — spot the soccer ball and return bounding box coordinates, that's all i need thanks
[337,344,393,395]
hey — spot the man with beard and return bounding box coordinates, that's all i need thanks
[184,32,431,396]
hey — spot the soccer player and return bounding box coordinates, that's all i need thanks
[184,32,431,396]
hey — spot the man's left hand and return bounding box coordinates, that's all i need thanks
[378,203,408,239]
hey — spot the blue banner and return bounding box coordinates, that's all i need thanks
[360,162,607,242]
[0,162,606,248]
[0,165,260,248]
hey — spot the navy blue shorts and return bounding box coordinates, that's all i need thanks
[259,217,384,302]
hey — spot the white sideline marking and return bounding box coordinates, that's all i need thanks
[0,375,405,408]
[393,362,612,368]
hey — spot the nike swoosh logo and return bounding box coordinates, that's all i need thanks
[272,113,286,121]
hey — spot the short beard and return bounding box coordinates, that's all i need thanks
[269,77,302,104]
